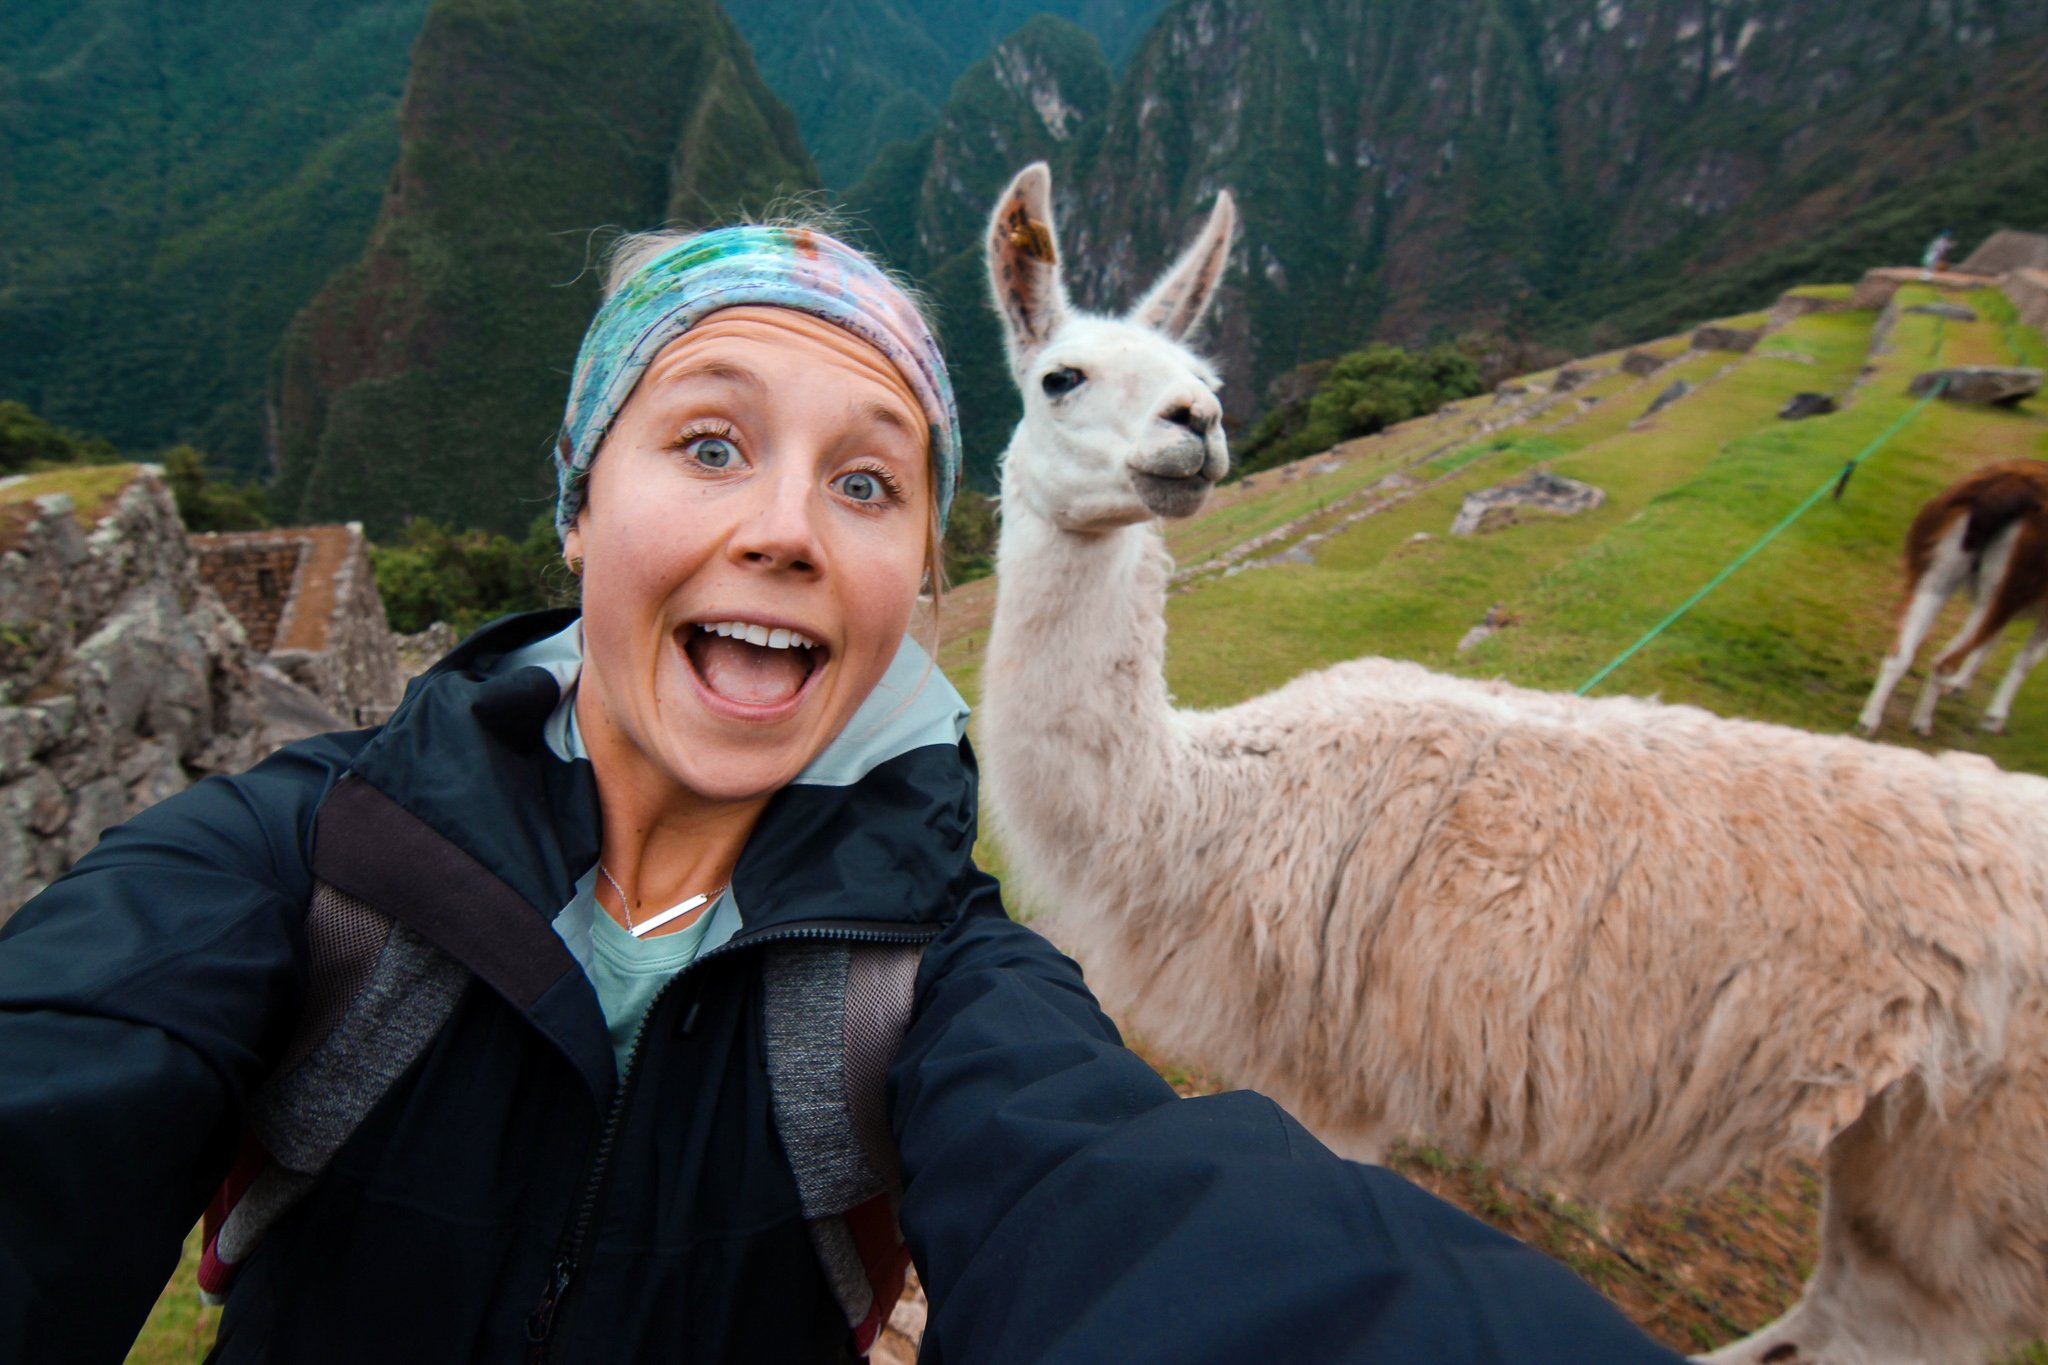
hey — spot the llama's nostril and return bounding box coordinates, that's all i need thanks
[1165,405,1214,435]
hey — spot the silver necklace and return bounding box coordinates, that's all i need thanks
[599,862,720,939]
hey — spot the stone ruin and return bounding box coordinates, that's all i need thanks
[190,524,402,724]
[1,466,404,920]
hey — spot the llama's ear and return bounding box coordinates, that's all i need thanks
[1130,190,1236,342]
[987,162,1068,370]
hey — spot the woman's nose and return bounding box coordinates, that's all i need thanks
[730,462,820,573]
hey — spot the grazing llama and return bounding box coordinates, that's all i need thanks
[976,162,2048,1365]
[1859,459,2048,737]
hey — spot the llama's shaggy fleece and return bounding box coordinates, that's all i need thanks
[977,162,2048,1365]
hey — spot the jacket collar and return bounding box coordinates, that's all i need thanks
[350,609,980,941]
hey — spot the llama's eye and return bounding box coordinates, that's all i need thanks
[1041,367,1085,397]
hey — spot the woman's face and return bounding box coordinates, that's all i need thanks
[564,306,932,807]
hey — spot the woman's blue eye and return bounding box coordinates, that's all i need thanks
[689,435,739,468]
[839,471,881,502]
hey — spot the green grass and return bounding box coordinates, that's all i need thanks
[0,463,141,523]
[128,1231,218,1365]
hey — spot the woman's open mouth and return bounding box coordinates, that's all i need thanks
[681,620,825,714]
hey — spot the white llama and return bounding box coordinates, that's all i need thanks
[977,163,2048,1365]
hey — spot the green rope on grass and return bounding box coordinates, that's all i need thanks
[1575,376,1948,697]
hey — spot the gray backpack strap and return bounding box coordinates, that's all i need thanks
[761,940,925,1356]
[198,880,469,1302]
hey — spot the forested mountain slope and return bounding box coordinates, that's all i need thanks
[0,0,430,474]
[269,0,813,537]
[725,0,1166,186]
[859,0,2048,436]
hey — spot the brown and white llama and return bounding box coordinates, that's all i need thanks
[976,162,2048,1365]
[1859,459,2048,737]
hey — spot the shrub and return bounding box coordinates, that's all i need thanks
[163,445,270,532]
[1233,343,1483,477]
[370,514,567,636]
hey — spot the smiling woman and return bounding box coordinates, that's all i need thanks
[1,220,1682,1365]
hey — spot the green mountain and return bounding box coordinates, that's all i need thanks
[271,0,814,538]
[843,14,1116,484]
[887,0,2048,420]
[0,0,429,476]
[723,0,1166,187]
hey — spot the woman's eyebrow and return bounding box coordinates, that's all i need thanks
[846,397,918,440]
[652,358,763,391]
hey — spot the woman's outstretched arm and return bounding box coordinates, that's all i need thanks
[0,733,364,1362]
[893,885,1683,1365]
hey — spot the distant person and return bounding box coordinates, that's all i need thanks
[0,223,1684,1363]
[1921,228,1957,279]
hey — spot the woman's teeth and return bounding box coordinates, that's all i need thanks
[698,621,817,651]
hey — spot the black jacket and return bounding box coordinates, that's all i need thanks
[0,610,1681,1363]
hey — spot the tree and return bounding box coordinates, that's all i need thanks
[163,445,270,531]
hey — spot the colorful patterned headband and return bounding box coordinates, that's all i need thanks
[554,225,960,538]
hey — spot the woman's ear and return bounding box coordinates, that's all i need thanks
[563,521,585,576]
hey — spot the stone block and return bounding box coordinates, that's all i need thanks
[1621,349,1666,376]
[1452,471,1605,536]
[1642,379,1692,419]
[1779,393,1839,420]
[1905,302,1977,322]
[1692,325,1761,353]
[1908,367,2045,406]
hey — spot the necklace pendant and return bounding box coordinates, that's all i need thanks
[629,893,710,939]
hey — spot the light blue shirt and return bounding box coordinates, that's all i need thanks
[497,619,969,1078]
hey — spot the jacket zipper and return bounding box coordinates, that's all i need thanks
[523,920,936,1363]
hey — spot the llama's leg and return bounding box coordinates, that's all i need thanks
[1941,641,1991,692]
[1981,615,2048,733]
[1861,571,1964,733]
[1695,1010,2048,1365]
[1914,525,2028,734]
[1908,607,1997,735]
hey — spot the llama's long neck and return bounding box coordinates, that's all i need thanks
[980,486,1179,907]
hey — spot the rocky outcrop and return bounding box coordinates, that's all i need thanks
[0,467,347,921]
[1692,325,1761,353]
[1780,393,1839,420]
[1451,471,1604,537]
[1908,367,2045,406]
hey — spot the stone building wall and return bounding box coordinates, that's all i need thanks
[188,539,306,651]
[192,523,403,722]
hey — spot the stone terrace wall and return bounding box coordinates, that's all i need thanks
[1,467,272,920]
